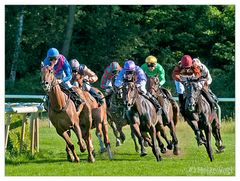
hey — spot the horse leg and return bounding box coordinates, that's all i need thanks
[102,119,113,160]
[171,101,180,126]
[155,123,166,153]
[130,123,147,156]
[61,130,80,162]
[167,120,179,155]
[149,125,162,161]
[65,130,75,161]
[73,123,86,153]
[212,118,225,153]
[156,130,166,153]
[204,123,214,162]
[119,127,126,143]
[83,110,95,163]
[95,123,106,153]
[159,124,172,150]
[187,120,205,146]
[108,117,121,146]
[131,130,140,153]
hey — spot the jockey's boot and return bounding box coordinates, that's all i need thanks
[161,87,177,106]
[105,95,111,108]
[144,92,162,115]
[69,88,85,111]
[201,89,217,111]
[89,87,104,106]
[209,89,219,110]
[178,94,185,116]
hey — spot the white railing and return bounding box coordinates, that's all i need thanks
[5,102,45,155]
[5,94,236,102]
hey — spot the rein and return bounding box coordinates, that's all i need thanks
[48,76,71,113]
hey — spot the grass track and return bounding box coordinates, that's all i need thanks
[5,120,235,176]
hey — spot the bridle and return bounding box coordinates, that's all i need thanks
[123,81,138,110]
[41,66,59,93]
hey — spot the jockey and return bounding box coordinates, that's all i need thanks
[114,60,162,114]
[100,61,122,107]
[70,59,104,106]
[172,55,218,112]
[43,48,83,110]
[141,55,176,103]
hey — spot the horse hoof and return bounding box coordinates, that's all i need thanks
[144,141,149,147]
[173,148,180,155]
[167,144,173,150]
[161,147,167,153]
[216,145,225,153]
[79,139,87,152]
[92,150,96,157]
[120,134,126,143]
[140,152,147,157]
[116,139,122,147]
[88,156,95,163]
[135,147,140,153]
[157,157,163,162]
[75,157,80,162]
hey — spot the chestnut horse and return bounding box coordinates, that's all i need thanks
[41,65,95,162]
[73,73,112,159]
[146,75,180,155]
[182,77,225,161]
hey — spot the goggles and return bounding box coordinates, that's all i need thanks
[147,63,156,67]
[49,57,58,61]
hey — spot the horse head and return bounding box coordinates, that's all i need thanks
[41,65,56,93]
[147,75,160,96]
[122,81,138,111]
[184,79,202,112]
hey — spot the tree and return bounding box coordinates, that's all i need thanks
[62,5,76,57]
[8,6,24,88]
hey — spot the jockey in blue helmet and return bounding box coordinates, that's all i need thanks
[114,60,162,114]
[42,48,84,111]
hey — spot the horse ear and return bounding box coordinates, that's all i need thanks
[41,61,44,68]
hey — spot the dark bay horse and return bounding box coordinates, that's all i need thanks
[106,75,140,152]
[182,77,225,161]
[122,81,162,161]
[73,73,112,159]
[146,75,180,155]
[41,65,95,162]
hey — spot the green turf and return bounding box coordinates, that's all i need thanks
[5,120,235,176]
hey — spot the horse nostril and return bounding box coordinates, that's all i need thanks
[127,103,131,107]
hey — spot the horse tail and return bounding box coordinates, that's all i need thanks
[171,101,180,126]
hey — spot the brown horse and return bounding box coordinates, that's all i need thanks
[182,77,225,161]
[122,81,162,161]
[73,73,112,159]
[41,65,95,162]
[146,75,180,155]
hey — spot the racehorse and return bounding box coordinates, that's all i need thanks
[73,73,112,159]
[41,65,95,162]
[182,77,225,161]
[106,76,140,152]
[146,75,180,155]
[122,81,162,161]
